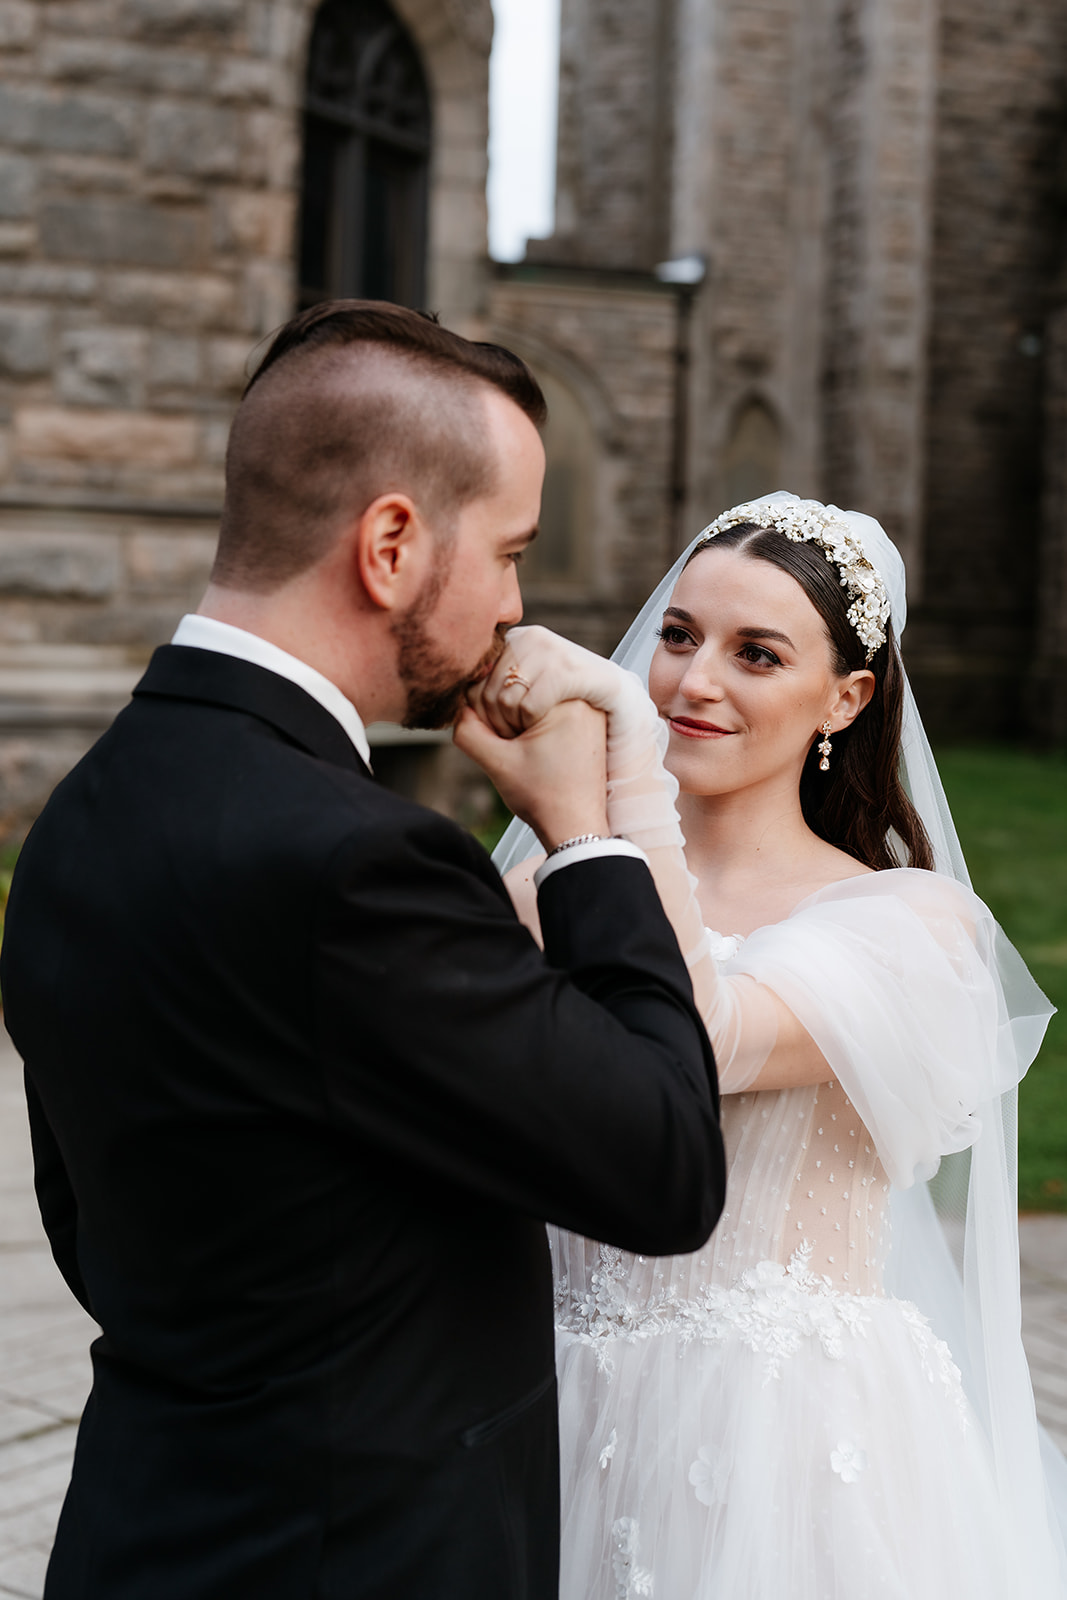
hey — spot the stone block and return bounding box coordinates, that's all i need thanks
[0,734,97,846]
[0,87,132,157]
[214,57,283,104]
[241,258,294,336]
[0,308,51,377]
[102,270,236,330]
[0,154,35,220]
[214,190,294,258]
[15,406,199,467]
[245,0,305,62]
[201,416,230,466]
[40,201,207,271]
[57,328,147,409]
[0,85,35,146]
[0,265,95,300]
[43,39,210,96]
[206,336,255,393]
[0,532,120,598]
[120,0,242,37]
[126,530,216,589]
[147,333,201,389]
[40,96,133,159]
[0,223,34,257]
[0,2,36,50]
[244,110,299,188]
[144,103,245,181]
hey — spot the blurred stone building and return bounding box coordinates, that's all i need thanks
[0,0,1065,839]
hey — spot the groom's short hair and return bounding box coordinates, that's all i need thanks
[213,301,547,593]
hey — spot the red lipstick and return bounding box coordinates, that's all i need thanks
[668,716,736,739]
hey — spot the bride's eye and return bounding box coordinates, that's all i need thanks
[655,625,694,648]
[738,642,781,667]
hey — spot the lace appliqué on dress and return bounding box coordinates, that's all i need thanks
[556,1241,967,1415]
[897,1300,969,1429]
[556,1241,869,1381]
[611,1517,654,1598]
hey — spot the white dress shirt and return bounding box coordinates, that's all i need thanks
[171,613,646,883]
[171,614,373,770]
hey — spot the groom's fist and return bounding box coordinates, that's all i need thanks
[454,697,610,853]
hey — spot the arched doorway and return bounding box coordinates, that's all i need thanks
[298,0,432,309]
[719,398,783,509]
[522,368,595,586]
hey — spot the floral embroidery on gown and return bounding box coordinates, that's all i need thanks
[551,873,1063,1600]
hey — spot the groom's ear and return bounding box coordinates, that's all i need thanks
[356,493,426,611]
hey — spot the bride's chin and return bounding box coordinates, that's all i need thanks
[664,748,739,797]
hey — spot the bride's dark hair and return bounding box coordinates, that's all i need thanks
[687,523,934,872]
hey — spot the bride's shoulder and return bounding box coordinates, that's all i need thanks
[792,864,981,930]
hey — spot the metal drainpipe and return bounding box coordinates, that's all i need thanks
[655,256,707,559]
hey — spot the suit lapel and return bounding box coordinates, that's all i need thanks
[133,646,373,778]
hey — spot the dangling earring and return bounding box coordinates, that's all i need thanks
[818,720,833,772]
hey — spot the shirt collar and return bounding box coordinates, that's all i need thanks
[171,614,373,771]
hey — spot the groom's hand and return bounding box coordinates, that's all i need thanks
[454,698,610,853]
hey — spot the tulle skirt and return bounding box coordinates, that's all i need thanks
[556,1292,1014,1600]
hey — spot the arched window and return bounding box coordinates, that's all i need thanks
[719,399,782,508]
[522,370,595,585]
[298,0,431,309]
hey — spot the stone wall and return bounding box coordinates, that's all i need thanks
[819,0,939,579]
[683,0,828,528]
[0,0,494,842]
[529,0,674,272]
[907,0,1067,736]
[1037,290,1067,743]
[490,263,678,654]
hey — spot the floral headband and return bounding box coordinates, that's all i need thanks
[697,499,891,661]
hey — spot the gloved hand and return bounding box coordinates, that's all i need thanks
[477,626,779,1089]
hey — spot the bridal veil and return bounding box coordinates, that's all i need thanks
[494,491,1067,1591]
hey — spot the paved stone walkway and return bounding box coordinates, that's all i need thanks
[1,1037,1065,1596]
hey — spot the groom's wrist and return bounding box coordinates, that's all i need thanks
[534,837,648,889]
[533,812,611,853]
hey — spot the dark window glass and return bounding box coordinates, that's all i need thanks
[298,0,431,309]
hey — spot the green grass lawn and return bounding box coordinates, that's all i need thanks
[935,746,1067,1212]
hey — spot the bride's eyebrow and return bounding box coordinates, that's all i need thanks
[663,606,695,623]
[737,625,796,649]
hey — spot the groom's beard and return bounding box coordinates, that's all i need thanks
[393,572,508,731]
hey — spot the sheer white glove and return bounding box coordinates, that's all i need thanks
[488,627,777,1090]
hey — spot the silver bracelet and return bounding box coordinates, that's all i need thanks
[546,833,606,858]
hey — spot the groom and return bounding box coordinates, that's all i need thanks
[1,302,724,1600]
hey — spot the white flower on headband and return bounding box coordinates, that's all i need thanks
[700,499,891,661]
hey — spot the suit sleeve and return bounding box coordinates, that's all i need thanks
[24,1066,93,1314]
[313,812,724,1257]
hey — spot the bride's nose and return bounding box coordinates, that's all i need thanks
[678,648,725,704]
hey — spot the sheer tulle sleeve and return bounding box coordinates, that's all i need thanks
[599,672,780,1091]
[726,872,1049,1187]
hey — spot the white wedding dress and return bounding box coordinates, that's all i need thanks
[494,494,1067,1598]
[550,872,1047,1599]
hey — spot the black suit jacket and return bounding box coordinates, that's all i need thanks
[1,645,723,1600]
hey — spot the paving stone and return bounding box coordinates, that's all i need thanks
[1,1043,1065,1596]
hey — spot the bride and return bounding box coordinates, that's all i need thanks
[479,493,1067,1598]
